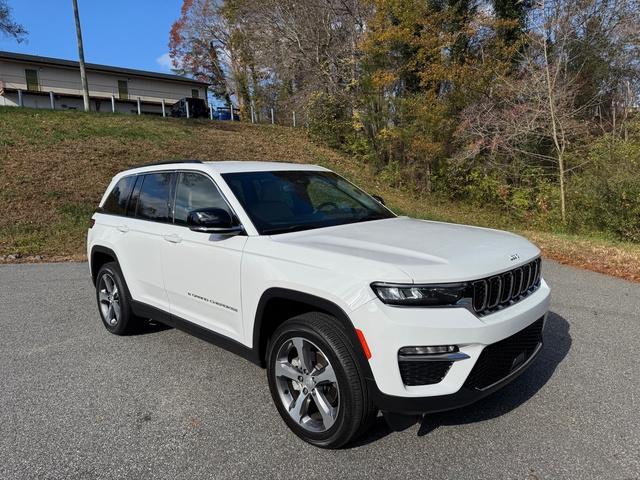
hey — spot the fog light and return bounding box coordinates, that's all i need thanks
[399,345,458,356]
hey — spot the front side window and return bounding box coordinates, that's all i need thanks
[222,171,394,235]
[173,172,232,225]
[136,173,173,222]
[25,69,39,92]
[191,89,199,99]
[101,175,136,215]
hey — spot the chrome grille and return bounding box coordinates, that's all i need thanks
[473,280,488,311]
[471,258,542,316]
[487,276,502,309]
[500,271,514,303]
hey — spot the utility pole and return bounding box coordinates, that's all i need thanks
[72,0,90,112]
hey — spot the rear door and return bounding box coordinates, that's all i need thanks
[161,171,247,341]
[116,171,174,311]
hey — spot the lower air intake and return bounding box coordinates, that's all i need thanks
[398,360,452,386]
[464,317,544,390]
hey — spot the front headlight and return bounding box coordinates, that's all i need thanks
[371,282,470,307]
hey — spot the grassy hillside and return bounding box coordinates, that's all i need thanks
[1,107,639,281]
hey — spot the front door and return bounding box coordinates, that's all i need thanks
[161,171,247,341]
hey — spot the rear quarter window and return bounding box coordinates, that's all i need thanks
[101,176,136,215]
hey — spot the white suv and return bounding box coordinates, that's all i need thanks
[88,160,550,448]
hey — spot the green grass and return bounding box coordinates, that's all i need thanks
[0,107,192,146]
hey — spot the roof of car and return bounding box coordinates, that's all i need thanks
[203,161,329,173]
[124,160,329,176]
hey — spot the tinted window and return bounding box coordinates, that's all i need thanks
[127,175,143,217]
[136,173,173,222]
[174,172,232,225]
[222,171,394,235]
[102,176,136,215]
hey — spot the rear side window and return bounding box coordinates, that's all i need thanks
[173,172,232,225]
[101,176,136,215]
[136,172,173,222]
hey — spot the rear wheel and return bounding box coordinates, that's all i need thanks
[95,262,140,335]
[266,312,377,448]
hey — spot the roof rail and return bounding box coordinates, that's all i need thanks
[135,159,203,168]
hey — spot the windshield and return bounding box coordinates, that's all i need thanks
[221,170,395,235]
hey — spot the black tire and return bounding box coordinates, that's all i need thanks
[266,312,377,448]
[95,262,141,335]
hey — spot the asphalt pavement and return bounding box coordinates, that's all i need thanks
[0,260,638,479]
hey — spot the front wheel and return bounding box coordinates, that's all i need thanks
[266,312,377,448]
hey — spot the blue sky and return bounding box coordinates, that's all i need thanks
[0,0,180,73]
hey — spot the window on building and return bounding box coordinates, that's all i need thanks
[191,89,199,99]
[118,80,128,100]
[25,69,40,92]
[136,173,173,222]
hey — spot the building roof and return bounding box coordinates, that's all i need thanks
[0,51,209,86]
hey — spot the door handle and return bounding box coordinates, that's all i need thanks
[163,234,182,244]
[116,225,129,233]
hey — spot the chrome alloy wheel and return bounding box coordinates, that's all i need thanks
[274,337,340,433]
[98,272,121,327]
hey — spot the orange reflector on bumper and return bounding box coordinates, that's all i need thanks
[355,328,372,360]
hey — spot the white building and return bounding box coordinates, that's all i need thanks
[0,51,208,115]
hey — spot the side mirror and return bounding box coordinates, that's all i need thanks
[372,195,386,205]
[187,208,243,235]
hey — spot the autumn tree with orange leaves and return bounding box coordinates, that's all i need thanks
[169,0,236,109]
[357,0,524,189]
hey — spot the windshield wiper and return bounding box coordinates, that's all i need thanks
[262,214,392,235]
[352,213,391,223]
[262,224,316,235]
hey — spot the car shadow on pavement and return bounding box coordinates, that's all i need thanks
[351,311,572,447]
[130,319,173,336]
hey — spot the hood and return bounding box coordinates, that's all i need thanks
[271,217,540,283]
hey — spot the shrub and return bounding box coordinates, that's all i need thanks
[305,92,353,149]
[431,161,560,227]
[567,134,640,242]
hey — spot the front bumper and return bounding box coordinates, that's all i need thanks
[369,339,543,414]
[350,278,551,412]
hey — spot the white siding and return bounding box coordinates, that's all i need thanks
[0,58,206,113]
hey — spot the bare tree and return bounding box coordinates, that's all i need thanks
[224,0,370,118]
[0,0,26,42]
[457,0,640,222]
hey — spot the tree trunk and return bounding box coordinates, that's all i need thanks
[558,152,566,224]
[541,9,567,223]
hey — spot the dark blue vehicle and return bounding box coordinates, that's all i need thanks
[211,107,240,121]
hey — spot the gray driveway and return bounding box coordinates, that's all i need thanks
[0,261,638,479]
